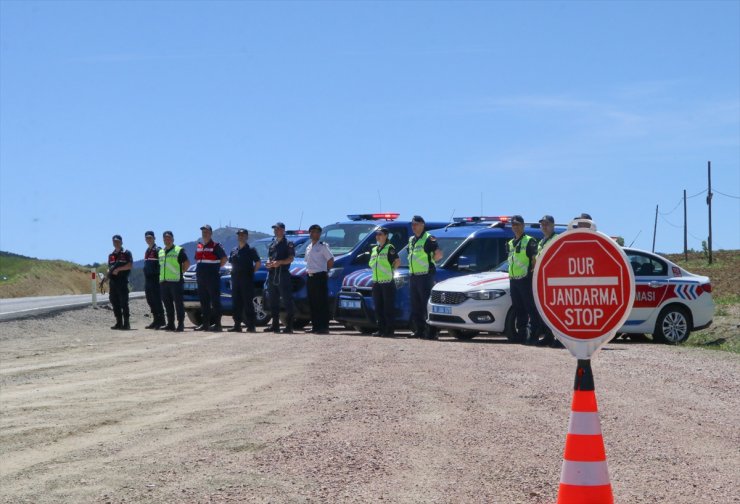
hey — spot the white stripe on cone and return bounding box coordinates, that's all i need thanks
[567,412,603,435]
[560,460,611,486]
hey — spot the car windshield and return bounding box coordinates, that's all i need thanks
[494,260,508,272]
[294,223,378,257]
[398,236,467,267]
[253,241,271,261]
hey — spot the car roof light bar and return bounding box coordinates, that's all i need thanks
[347,213,400,221]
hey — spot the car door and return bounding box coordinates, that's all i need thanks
[625,250,670,330]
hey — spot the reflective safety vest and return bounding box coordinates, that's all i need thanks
[196,241,221,264]
[159,246,183,282]
[369,243,394,283]
[508,235,534,279]
[409,232,432,275]
[537,233,557,255]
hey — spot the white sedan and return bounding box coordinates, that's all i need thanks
[427,248,714,344]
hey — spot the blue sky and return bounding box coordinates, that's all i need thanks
[1,0,738,264]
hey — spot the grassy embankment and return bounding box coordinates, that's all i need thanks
[0,252,103,298]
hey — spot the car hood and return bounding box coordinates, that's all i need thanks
[433,272,510,292]
[342,268,374,288]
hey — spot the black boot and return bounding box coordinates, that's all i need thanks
[175,321,185,332]
[264,320,279,333]
[111,317,123,330]
[154,314,166,329]
[163,323,176,331]
[145,319,158,329]
[246,325,256,333]
[194,324,208,331]
[228,323,242,333]
[281,318,293,334]
[122,317,131,330]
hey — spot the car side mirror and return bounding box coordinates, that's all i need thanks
[354,251,371,264]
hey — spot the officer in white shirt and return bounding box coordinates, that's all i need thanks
[304,224,335,334]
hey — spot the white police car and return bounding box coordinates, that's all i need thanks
[427,247,714,344]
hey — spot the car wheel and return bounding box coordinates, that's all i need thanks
[449,329,477,340]
[186,310,203,326]
[504,308,518,343]
[252,292,270,327]
[653,306,691,344]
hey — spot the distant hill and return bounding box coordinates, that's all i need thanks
[0,251,97,298]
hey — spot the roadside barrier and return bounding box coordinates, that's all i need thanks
[557,360,614,504]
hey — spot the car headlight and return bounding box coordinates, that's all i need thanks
[328,267,344,278]
[466,289,506,301]
[393,272,408,289]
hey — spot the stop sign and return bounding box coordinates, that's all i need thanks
[533,226,635,359]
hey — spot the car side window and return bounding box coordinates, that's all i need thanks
[627,252,667,276]
[389,228,408,251]
[454,237,507,272]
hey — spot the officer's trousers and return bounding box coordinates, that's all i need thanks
[144,275,164,318]
[307,272,329,331]
[372,281,396,335]
[160,281,184,326]
[109,278,130,321]
[409,273,433,335]
[268,268,294,321]
[232,273,256,327]
[509,275,540,342]
[197,273,222,326]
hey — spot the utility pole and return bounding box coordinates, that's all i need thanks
[683,190,688,261]
[707,161,713,264]
[652,205,658,253]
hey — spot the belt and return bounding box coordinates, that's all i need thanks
[308,271,327,277]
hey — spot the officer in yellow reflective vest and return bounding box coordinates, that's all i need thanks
[409,215,443,339]
[534,215,561,347]
[507,215,540,345]
[159,231,190,332]
[369,227,400,337]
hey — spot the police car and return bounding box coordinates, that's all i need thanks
[336,216,558,333]
[183,231,310,326]
[274,213,448,327]
[426,247,714,344]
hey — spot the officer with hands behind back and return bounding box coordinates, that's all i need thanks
[228,229,261,333]
[370,227,400,337]
[264,222,296,334]
[108,235,133,330]
[143,231,165,330]
[304,224,334,335]
[159,230,190,332]
[408,215,443,340]
[194,224,227,332]
[507,215,540,345]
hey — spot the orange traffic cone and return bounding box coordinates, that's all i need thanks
[557,359,614,504]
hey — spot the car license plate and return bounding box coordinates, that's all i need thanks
[431,305,452,315]
[340,299,361,310]
[184,282,197,292]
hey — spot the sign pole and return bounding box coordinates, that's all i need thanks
[91,269,98,309]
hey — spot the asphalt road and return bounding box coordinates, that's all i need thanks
[0,292,144,321]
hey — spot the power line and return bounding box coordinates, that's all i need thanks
[714,189,740,199]
[686,189,707,199]
[658,213,683,229]
[658,197,683,216]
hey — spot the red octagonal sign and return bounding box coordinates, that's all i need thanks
[533,227,635,358]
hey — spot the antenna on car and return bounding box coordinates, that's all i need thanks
[298,211,304,231]
[443,209,456,232]
[377,190,382,213]
[628,230,642,248]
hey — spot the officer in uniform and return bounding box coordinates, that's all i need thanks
[370,227,400,337]
[159,230,190,331]
[304,224,334,334]
[576,212,593,228]
[408,215,442,340]
[228,229,262,333]
[108,235,133,330]
[507,215,540,345]
[264,222,296,334]
[195,224,227,332]
[534,215,560,347]
[143,231,165,329]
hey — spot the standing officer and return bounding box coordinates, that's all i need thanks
[143,231,165,329]
[195,224,227,332]
[535,215,559,347]
[159,230,190,331]
[507,215,540,345]
[304,224,334,334]
[228,229,262,333]
[408,215,442,340]
[108,235,133,330]
[370,227,400,337]
[264,222,295,334]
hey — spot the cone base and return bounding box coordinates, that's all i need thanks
[557,483,613,504]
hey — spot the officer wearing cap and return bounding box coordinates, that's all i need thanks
[304,224,334,334]
[507,215,540,345]
[535,215,561,347]
[108,235,133,330]
[264,222,296,334]
[143,231,165,330]
[408,215,443,339]
[194,224,227,332]
[228,229,262,333]
[159,230,190,331]
[370,227,400,337]
[575,212,593,228]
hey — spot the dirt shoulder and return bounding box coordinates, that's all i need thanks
[1,300,738,503]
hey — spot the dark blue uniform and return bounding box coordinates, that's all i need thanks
[144,244,165,327]
[507,236,541,344]
[409,235,439,339]
[108,248,133,328]
[267,237,295,331]
[229,244,261,330]
[195,240,227,329]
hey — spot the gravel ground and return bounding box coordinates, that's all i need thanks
[1,299,738,503]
